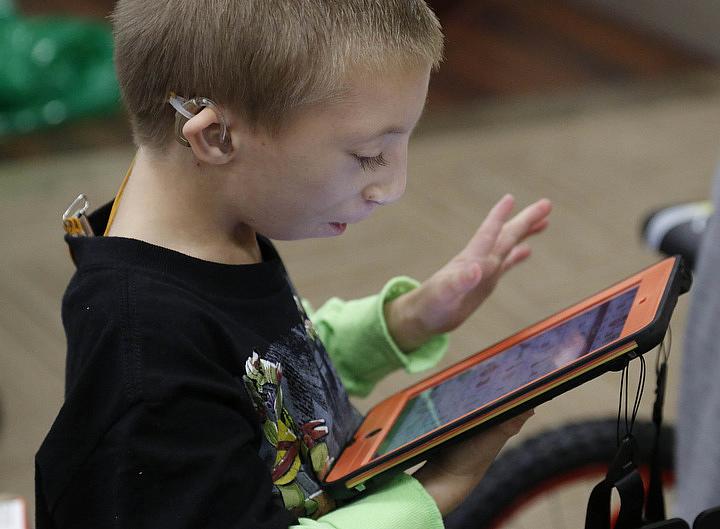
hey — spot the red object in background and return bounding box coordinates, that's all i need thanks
[16,0,116,18]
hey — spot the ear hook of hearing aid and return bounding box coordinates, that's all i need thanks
[168,92,229,149]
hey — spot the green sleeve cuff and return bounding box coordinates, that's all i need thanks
[374,277,449,374]
[309,276,448,398]
[293,473,443,529]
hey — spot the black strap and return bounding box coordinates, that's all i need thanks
[585,436,645,529]
[586,334,675,529]
[645,360,667,522]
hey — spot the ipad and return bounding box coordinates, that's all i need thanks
[322,257,691,498]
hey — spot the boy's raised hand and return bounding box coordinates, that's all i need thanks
[386,194,552,351]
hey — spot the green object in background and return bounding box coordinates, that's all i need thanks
[0,0,120,137]
[1,0,15,19]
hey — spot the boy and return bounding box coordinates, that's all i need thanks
[36,1,552,528]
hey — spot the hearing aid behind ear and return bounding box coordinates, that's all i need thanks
[168,92,229,149]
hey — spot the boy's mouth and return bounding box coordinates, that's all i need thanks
[329,222,347,234]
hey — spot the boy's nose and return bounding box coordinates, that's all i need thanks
[363,173,405,205]
[363,164,407,205]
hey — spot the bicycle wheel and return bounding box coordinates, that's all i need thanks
[444,418,675,529]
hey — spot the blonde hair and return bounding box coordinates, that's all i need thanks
[111,0,444,150]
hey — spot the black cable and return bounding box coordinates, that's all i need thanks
[617,362,626,446]
[656,327,672,373]
[616,352,647,444]
[630,355,646,433]
[646,327,674,522]
[624,362,630,434]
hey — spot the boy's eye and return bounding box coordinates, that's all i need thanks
[353,153,388,171]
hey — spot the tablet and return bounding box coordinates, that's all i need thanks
[322,256,691,498]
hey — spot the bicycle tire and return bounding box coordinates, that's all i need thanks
[444,418,675,529]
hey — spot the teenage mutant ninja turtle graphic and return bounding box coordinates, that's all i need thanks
[243,351,336,518]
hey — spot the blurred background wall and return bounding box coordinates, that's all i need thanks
[2,1,720,527]
[573,0,720,59]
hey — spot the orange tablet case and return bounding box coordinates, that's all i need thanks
[322,257,691,498]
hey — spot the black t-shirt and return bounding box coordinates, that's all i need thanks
[35,203,362,528]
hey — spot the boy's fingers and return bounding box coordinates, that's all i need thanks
[509,408,535,425]
[494,411,533,437]
[501,243,531,273]
[527,217,550,237]
[493,199,551,258]
[466,194,515,257]
[499,219,548,268]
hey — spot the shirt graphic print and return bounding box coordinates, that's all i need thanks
[243,295,363,518]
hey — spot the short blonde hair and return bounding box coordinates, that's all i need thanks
[111,0,444,150]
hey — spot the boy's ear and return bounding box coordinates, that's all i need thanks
[182,107,237,165]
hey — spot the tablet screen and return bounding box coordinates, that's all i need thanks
[375,286,639,457]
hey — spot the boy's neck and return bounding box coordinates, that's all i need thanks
[105,148,263,265]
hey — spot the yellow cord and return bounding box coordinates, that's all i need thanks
[104,158,135,236]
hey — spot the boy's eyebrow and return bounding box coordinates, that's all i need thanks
[350,126,405,143]
[374,126,406,137]
[366,107,428,138]
[357,96,429,140]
